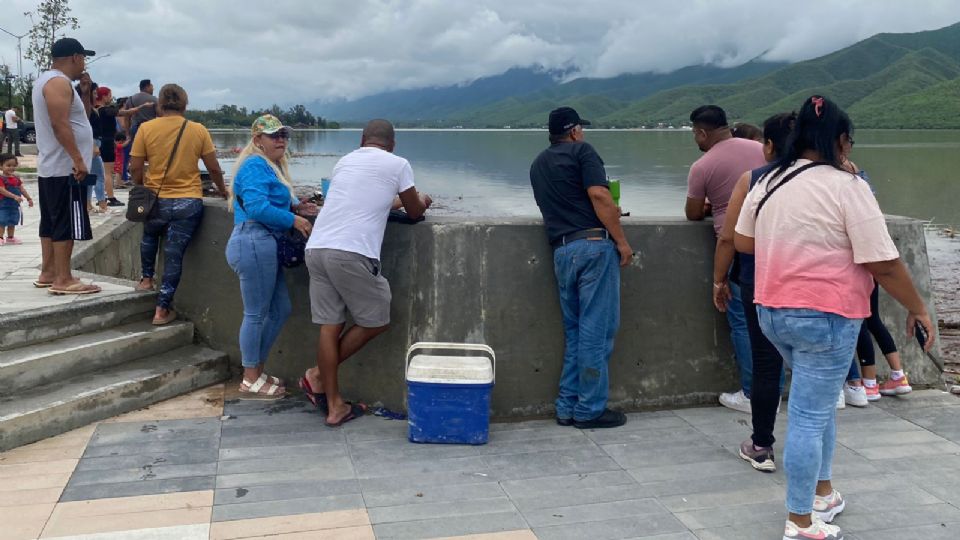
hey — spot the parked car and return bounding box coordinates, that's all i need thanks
[18,121,36,144]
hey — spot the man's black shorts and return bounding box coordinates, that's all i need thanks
[38,175,92,241]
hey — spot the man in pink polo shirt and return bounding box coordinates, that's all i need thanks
[685,105,766,413]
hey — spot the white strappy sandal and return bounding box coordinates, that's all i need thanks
[238,373,286,400]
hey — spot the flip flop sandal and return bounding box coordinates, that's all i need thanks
[136,279,154,291]
[152,310,177,326]
[33,280,53,288]
[238,373,286,400]
[298,376,328,412]
[48,283,102,295]
[325,402,367,428]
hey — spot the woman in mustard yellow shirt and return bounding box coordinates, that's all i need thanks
[129,84,227,325]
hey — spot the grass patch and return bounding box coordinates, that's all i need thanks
[15,167,37,173]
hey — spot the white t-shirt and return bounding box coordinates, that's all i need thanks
[306,147,416,259]
[4,109,17,129]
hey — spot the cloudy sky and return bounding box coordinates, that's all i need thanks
[2,0,960,110]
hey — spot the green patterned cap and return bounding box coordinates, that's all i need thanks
[251,114,291,136]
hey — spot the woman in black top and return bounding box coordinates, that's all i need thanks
[95,86,123,207]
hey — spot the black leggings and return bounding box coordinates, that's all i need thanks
[856,282,898,367]
[742,283,784,448]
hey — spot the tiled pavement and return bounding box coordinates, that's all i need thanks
[2,386,959,540]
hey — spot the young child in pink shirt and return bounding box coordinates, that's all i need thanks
[0,153,33,245]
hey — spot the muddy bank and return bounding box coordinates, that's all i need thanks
[927,230,960,382]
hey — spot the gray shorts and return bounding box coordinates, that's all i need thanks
[306,248,392,327]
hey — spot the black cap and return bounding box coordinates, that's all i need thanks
[548,106,591,135]
[51,38,95,59]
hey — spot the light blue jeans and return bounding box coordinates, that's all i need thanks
[87,152,106,203]
[226,221,291,369]
[553,239,620,422]
[727,280,753,397]
[758,306,861,515]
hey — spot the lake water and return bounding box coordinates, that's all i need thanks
[211,129,960,226]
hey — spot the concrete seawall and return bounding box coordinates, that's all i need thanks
[77,202,941,417]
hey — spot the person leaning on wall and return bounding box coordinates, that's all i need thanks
[129,83,227,325]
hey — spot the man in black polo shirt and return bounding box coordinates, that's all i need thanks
[530,106,632,429]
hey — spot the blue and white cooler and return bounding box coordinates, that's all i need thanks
[405,342,495,445]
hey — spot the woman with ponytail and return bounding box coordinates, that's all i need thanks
[130,83,227,325]
[226,114,314,399]
[734,96,935,540]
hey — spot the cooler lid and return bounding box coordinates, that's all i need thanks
[406,354,494,384]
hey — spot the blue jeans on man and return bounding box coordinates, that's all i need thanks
[553,238,620,422]
[726,280,753,397]
[758,306,861,515]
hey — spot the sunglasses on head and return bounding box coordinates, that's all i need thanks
[264,131,290,140]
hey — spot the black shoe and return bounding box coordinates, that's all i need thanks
[107,197,125,207]
[556,417,574,427]
[15,153,23,157]
[574,409,627,429]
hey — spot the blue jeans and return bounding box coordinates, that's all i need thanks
[89,151,105,203]
[226,222,291,369]
[141,198,204,309]
[759,306,861,515]
[553,239,620,422]
[123,126,137,181]
[727,280,753,397]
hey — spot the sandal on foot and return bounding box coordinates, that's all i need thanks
[33,280,53,288]
[298,376,327,412]
[49,283,102,295]
[238,373,286,400]
[136,279,154,291]
[152,310,177,326]
[325,402,367,427]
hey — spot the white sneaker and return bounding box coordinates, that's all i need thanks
[719,389,752,414]
[843,383,868,408]
[783,515,843,540]
[813,489,846,523]
[836,391,846,410]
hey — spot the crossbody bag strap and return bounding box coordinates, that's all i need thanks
[754,161,830,219]
[155,119,189,198]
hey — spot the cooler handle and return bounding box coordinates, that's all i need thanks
[405,342,496,383]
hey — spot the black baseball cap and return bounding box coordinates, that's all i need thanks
[548,106,591,135]
[51,38,95,59]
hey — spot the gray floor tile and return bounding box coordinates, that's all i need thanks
[521,498,668,528]
[692,521,786,540]
[673,500,785,529]
[214,478,361,506]
[603,444,733,470]
[372,510,528,540]
[219,442,346,462]
[637,470,778,498]
[659,485,785,513]
[628,459,746,484]
[216,457,356,488]
[81,438,220,459]
[363,481,506,508]
[217,452,350,475]
[59,476,215,502]
[358,470,500,493]
[483,446,622,480]
[838,502,960,532]
[354,455,491,479]
[511,483,655,512]
[501,470,637,499]
[212,493,365,522]
[368,497,516,524]
[534,514,689,540]
[218,430,344,449]
[74,448,220,472]
[849,521,960,540]
[66,462,218,486]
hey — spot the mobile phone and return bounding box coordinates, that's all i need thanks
[914,320,928,348]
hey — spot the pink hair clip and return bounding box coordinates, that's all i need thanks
[811,97,824,118]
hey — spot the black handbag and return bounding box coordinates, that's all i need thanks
[126,119,188,222]
[235,194,307,269]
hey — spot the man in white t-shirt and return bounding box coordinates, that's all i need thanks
[3,106,21,156]
[302,119,432,427]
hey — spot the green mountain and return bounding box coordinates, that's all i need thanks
[579,22,960,128]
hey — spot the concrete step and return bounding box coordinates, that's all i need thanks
[0,291,157,351]
[0,345,230,452]
[0,320,195,392]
